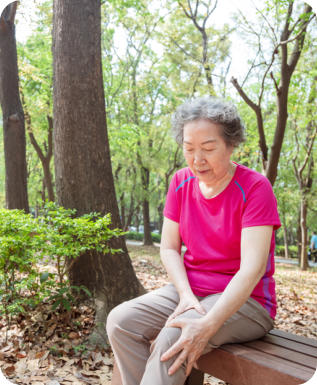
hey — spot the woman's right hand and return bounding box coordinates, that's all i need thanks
[166,294,206,325]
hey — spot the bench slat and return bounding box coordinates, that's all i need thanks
[262,333,317,356]
[219,343,314,377]
[197,343,314,385]
[268,329,317,347]
[243,340,317,368]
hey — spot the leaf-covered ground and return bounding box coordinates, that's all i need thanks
[0,244,316,385]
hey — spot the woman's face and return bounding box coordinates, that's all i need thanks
[183,119,234,186]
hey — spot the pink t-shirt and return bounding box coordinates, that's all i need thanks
[163,164,281,319]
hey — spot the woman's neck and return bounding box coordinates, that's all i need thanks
[199,162,236,199]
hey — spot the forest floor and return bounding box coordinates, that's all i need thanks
[0,244,316,385]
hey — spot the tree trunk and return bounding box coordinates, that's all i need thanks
[0,4,29,212]
[282,225,289,259]
[52,0,144,348]
[135,205,141,232]
[299,197,308,270]
[119,193,125,229]
[158,202,164,234]
[124,194,135,231]
[42,156,55,202]
[141,167,153,246]
[24,102,55,202]
[265,79,290,185]
[142,198,153,246]
[297,209,301,263]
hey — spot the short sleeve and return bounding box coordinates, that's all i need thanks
[242,177,281,230]
[163,173,180,223]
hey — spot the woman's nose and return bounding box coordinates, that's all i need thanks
[194,151,206,164]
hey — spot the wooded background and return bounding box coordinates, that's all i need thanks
[0,0,316,304]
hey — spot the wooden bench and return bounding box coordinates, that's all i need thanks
[111,329,317,385]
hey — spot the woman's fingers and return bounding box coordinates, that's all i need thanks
[194,302,206,315]
[160,337,184,362]
[166,309,181,324]
[167,349,188,375]
[185,360,194,376]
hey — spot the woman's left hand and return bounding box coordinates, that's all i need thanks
[160,317,214,376]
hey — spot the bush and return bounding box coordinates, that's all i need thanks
[125,231,161,243]
[275,244,298,258]
[0,202,124,321]
[0,209,44,318]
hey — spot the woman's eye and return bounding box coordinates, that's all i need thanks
[204,148,214,152]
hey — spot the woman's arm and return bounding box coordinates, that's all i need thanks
[161,225,273,375]
[198,225,273,334]
[160,217,206,320]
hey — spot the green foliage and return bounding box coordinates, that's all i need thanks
[6,0,316,264]
[0,203,123,320]
[275,245,299,259]
[126,231,161,243]
[0,209,44,318]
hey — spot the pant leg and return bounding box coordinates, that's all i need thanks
[140,293,274,385]
[200,294,274,351]
[106,284,179,385]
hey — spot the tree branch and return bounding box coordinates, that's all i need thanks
[288,4,313,74]
[299,126,317,181]
[8,2,18,24]
[231,77,258,111]
[270,71,279,93]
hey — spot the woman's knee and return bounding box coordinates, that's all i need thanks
[106,301,131,338]
[151,326,181,354]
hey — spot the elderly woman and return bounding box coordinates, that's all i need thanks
[106,96,281,385]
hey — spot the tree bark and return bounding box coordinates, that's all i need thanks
[142,197,152,246]
[141,167,153,245]
[0,3,29,212]
[299,197,308,270]
[52,0,144,347]
[23,94,55,202]
[282,225,289,259]
[124,193,135,231]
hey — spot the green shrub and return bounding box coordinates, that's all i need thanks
[0,202,124,322]
[275,244,298,258]
[0,209,44,321]
[125,231,161,243]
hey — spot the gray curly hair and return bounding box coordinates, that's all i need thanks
[171,96,245,148]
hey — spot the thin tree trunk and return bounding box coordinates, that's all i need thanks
[0,3,29,212]
[141,167,153,246]
[297,209,302,263]
[142,198,152,246]
[124,194,135,231]
[158,202,164,234]
[52,0,144,348]
[42,157,55,202]
[120,193,125,229]
[282,225,289,259]
[300,197,308,270]
[24,98,55,202]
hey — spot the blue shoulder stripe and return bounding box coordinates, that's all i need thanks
[175,176,196,192]
[234,181,246,203]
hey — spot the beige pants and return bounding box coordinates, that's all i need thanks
[106,284,273,385]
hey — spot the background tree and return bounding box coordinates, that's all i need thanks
[231,0,315,185]
[52,0,143,347]
[162,0,231,98]
[0,1,29,211]
[291,72,317,270]
[17,3,55,205]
